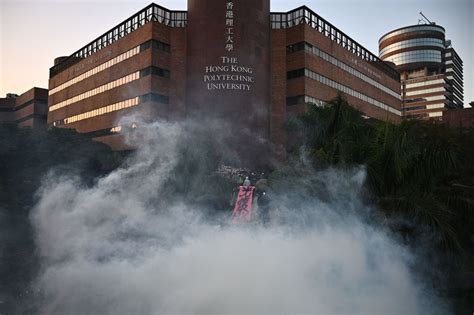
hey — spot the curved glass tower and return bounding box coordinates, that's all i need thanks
[379,24,463,120]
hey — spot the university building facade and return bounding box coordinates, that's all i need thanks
[47,1,402,154]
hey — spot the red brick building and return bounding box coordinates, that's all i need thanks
[48,2,402,154]
[0,88,48,128]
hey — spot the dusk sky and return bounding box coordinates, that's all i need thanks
[1,0,473,105]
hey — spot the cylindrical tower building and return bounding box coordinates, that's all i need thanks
[186,0,271,166]
[379,24,446,75]
[378,24,462,119]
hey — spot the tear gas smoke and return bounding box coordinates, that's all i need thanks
[31,118,449,314]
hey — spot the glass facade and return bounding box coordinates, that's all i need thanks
[380,38,445,58]
[384,50,442,65]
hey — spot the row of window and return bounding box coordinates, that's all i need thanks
[452,87,464,100]
[445,60,463,74]
[405,112,429,119]
[52,92,169,127]
[445,53,463,64]
[385,50,442,65]
[428,111,443,118]
[445,71,463,85]
[50,47,140,95]
[140,39,171,53]
[425,95,446,102]
[446,68,464,82]
[405,78,445,89]
[140,66,170,78]
[379,25,445,44]
[145,5,187,27]
[446,72,464,84]
[269,8,399,79]
[286,95,326,107]
[452,82,464,94]
[406,95,446,103]
[50,40,171,96]
[139,93,170,104]
[49,66,170,112]
[287,68,401,116]
[405,109,443,118]
[405,86,445,97]
[446,64,464,77]
[404,105,425,112]
[426,104,445,110]
[288,42,400,99]
[57,97,140,125]
[380,38,445,58]
[49,72,140,112]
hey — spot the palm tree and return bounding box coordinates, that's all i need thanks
[293,94,473,253]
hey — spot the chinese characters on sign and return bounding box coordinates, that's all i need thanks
[201,2,255,91]
[232,186,255,223]
[225,1,234,52]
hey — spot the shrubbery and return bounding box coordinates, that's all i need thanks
[286,94,474,312]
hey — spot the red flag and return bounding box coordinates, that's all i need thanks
[231,186,255,223]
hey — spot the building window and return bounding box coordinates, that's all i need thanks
[287,68,401,116]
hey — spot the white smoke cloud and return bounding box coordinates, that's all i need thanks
[31,118,449,315]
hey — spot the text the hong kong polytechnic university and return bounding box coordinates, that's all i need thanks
[204,56,254,91]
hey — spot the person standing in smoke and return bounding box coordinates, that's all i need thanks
[249,172,257,186]
[258,191,271,225]
[243,176,251,187]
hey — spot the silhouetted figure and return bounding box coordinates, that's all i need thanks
[258,191,271,225]
[243,176,251,187]
[249,172,257,185]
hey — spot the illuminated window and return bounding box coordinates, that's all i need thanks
[49,71,140,112]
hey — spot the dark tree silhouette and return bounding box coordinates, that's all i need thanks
[290,94,474,313]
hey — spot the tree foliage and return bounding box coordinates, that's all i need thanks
[290,94,474,312]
